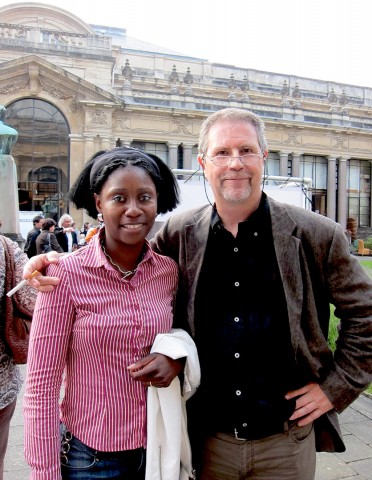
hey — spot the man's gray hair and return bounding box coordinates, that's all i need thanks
[58,214,73,228]
[198,108,268,155]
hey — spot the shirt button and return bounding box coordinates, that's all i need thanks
[234,353,240,358]
[254,232,258,237]
[242,423,247,427]
[236,390,241,396]
[234,317,240,322]
[234,282,240,287]
[234,247,238,252]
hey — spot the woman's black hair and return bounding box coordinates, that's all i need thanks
[69,147,180,218]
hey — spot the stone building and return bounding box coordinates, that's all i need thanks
[1,2,372,230]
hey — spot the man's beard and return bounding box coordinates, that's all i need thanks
[220,177,253,202]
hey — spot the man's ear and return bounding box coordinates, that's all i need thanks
[198,155,205,169]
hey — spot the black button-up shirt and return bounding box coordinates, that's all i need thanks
[193,194,301,438]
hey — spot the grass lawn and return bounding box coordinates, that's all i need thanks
[329,259,372,395]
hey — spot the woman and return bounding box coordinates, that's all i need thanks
[36,218,64,254]
[24,147,182,479]
[0,233,36,480]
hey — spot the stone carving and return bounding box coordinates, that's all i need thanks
[169,65,179,84]
[328,88,338,104]
[281,80,290,97]
[0,24,27,40]
[291,83,302,108]
[70,96,82,112]
[339,89,348,106]
[183,67,193,85]
[89,110,108,125]
[169,65,179,94]
[240,76,249,92]
[28,65,40,94]
[228,74,237,90]
[0,78,28,94]
[334,135,348,149]
[113,114,130,130]
[43,31,84,47]
[292,83,301,99]
[172,120,192,135]
[122,59,133,80]
[39,78,73,99]
[287,131,301,145]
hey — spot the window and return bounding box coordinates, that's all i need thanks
[5,99,69,219]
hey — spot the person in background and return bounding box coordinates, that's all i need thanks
[70,222,80,239]
[23,215,44,258]
[23,108,372,480]
[0,232,36,480]
[85,213,104,243]
[23,147,183,479]
[80,222,91,237]
[36,218,64,255]
[54,214,78,253]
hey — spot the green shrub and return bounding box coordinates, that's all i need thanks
[364,237,372,249]
[329,259,372,394]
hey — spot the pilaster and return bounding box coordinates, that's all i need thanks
[326,156,337,221]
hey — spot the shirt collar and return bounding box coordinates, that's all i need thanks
[211,193,270,233]
[81,226,154,271]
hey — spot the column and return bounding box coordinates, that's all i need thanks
[279,152,289,177]
[182,143,194,170]
[326,156,337,221]
[337,157,348,229]
[100,136,112,150]
[121,139,132,148]
[167,142,179,169]
[83,135,95,162]
[292,152,302,178]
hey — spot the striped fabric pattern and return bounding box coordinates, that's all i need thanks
[24,233,178,479]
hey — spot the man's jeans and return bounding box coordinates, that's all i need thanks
[199,421,316,480]
[60,426,146,480]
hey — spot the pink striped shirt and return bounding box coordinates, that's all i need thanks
[24,232,178,479]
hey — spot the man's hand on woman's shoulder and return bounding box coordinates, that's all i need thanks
[23,251,62,291]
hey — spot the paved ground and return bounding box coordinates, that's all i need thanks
[4,365,372,479]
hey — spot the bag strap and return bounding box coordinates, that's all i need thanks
[47,232,51,246]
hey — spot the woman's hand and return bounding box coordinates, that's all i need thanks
[128,353,185,388]
[23,251,61,291]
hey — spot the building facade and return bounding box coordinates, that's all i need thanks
[1,2,372,230]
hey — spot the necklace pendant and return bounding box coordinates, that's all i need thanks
[101,241,138,279]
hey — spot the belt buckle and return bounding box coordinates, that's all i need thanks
[234,428,247,441]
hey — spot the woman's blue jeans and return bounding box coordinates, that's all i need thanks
[60,425,146,480]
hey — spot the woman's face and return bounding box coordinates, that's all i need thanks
[95,165,158,248]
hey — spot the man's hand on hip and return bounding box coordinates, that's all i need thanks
[285,382,334,426]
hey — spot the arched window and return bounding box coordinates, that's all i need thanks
[5,99,69,220]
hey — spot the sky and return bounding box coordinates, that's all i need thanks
[1,0,371,88]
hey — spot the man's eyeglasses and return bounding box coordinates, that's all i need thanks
[203,153,263,167]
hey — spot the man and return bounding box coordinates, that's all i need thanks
[54,214,78,252]
[23,215,44,258]
[151,108,372,479]
[24,108,372,479]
